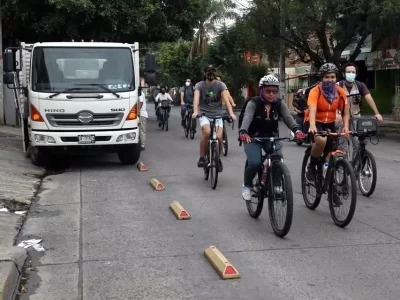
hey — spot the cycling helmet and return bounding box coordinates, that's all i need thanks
[318,63,339,77]
[259,74,279,87]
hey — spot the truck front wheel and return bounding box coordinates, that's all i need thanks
[117,144,141,165]
[30,146,50,167]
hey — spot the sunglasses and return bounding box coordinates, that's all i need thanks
[264,90,279,94]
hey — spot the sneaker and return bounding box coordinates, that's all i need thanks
[306,165,316,182]
[328,191,343,207]
[242,184,252,201]
[141,145,145,151]
[181,119,186,127]
[197,157,206,168]
[217,159,223,172]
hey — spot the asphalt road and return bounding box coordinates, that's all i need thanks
[17,107,400,300]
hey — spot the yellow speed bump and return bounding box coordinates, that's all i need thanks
[204,246,240,279]
[149,178,164,191]
[169,201,190,220]
[137,161,148,171]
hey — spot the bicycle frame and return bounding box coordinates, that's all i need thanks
[312,131,348,195]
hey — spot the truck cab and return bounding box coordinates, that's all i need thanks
[2,41,156,166]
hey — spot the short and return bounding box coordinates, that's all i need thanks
[303,121,336,155]
[199,116,223,128]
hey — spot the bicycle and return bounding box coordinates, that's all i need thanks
[245,136,294,237]
[336,113,378,197]
[159,100,171,131]
[183,104,196,139]
[222,115,234,156]
[301,131,357,228]
[197,114,223,189]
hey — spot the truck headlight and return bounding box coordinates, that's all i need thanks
[34,134,56,144]
[117,132,136,142]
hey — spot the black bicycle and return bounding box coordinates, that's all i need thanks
[222,115,234,156]
[183,104,196,139]
[301,131,357,228]
[245,136,294,237]
[159,100,171,131]
[337,116,378,197]
[198,114,222,189]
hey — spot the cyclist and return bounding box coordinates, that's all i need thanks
[153,84,161,115]
[304,63,350,182]
[239,74,305,200]
[180,79,195,127]
[155,86,173,125]
[192,65,236,171]
[336,62,383,160]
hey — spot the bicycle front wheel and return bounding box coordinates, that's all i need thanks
[301,148,322,209]
[210,142,219,189]
[244,160,264,218]
[184,116,189,137]
[329,158,357,228]
[357,149,377,197]
[268,161,293,237]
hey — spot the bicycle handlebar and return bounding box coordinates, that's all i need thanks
[313,131,352,137]
[251,137,292,143]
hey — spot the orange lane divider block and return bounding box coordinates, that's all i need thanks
[137,161,148,171]
[149,178,164,191]
[204,246,240,279]
[169,201,191,220]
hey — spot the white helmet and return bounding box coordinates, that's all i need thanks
[259,74,279,87]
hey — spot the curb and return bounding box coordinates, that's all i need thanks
[0,247,27,300]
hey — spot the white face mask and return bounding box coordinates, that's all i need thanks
[345,73,356,83]
[185,82,190,86]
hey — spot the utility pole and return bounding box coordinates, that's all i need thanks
[278,0,286,103]
[0,0,4,124]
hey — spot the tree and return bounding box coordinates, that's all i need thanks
[188,0,237,60]
[1,0,204,47]
[156,42,204,89]
[246,0,400,68]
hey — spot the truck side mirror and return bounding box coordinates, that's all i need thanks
[3,52,15,72]
[145,53,156,73]
[144,72,156,86]
[3,72,15,85]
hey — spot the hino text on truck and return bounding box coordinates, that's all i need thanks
[2,41,156,166]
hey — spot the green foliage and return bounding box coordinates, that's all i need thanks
[156,42,205,88]
[1,0,203,46]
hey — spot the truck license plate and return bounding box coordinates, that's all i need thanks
[78,135,95,144]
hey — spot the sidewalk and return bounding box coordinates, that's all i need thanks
[0,125,45,300]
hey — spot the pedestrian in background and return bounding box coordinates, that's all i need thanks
[139,77,148,151]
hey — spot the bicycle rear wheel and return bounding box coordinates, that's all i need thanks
[165,112,169,131]
[244,160,264,218]
[301,148,322,209]
[222,127,228,156]
[357,149,377,197]
[268,161,293,237]
[329,158,357,228]
[210,141,219,189]
[184,115,189,137]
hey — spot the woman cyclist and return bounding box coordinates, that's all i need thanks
[239,74,305,201]
[304,63,350,182]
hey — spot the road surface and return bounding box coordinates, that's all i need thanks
[17,107,400,300]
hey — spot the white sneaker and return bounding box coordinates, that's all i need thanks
[242,184,252,201]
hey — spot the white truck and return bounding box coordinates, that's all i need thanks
[2,41,156,166]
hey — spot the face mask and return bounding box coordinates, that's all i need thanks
[345,73,356,83]
[161,91,165,94]
[321,81,337,104]
[206,72,215,81]
[157,86,160,89]
[185,82,190,86]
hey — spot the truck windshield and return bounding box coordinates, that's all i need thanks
[31,47,134,94]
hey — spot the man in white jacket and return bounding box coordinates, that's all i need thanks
[139,77,148,150]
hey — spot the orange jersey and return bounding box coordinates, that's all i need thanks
[304,84,348,123]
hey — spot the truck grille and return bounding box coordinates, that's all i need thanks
[46,113,124,127]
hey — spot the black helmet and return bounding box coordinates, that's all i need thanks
[318,63,339,77]
[204,65,216,73]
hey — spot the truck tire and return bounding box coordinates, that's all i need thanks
[30,146,50,167]
[117,144,141,165]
